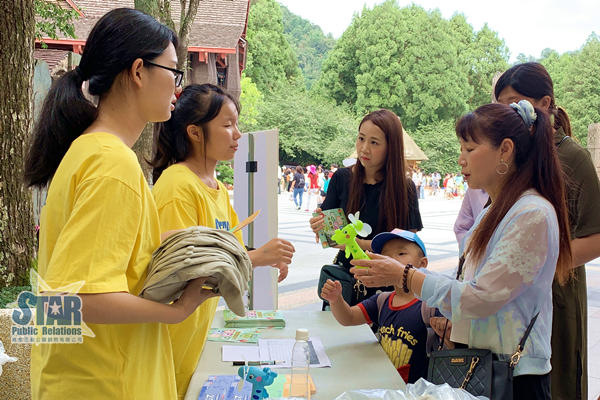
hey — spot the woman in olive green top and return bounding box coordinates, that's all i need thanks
[495,62,600,400]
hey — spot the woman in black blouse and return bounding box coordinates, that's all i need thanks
[310,109,423,307]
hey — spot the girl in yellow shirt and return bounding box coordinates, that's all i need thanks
[151,84,295,399]
[23,9,215,400]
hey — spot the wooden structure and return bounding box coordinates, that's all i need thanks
[35,0,250,98]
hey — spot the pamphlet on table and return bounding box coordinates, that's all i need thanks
[207,328,261,343]
[223,309,286,328]
[221,336,332,368]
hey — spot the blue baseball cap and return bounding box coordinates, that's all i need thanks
[371,229,427,257]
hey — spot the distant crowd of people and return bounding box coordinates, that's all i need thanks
[278,163,338,211]
[409,169,467,200]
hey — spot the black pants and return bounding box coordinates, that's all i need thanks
[513,373,551,400]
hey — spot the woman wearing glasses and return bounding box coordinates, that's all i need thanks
[24,9,213,400]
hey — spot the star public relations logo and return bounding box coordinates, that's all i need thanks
[7,269,95,345]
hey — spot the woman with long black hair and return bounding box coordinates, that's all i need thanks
[309,109,423,308]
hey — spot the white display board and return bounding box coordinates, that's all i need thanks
[233,129,279,310]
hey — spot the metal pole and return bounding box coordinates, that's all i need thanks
[247,133,255,309]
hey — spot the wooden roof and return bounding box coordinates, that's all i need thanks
[44,0,249,50]
[33,49,68,72]
[172,0,249,49]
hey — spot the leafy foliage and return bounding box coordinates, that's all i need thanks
[35,0,79,46]
[316,1,510,131]
[254,86,358,165]
[553,34,600,146]
[239,75,264,132]
[245,0,302,93]
[410,120,461,174]
[281,5,336,89]
[0,286,31,309]
[216,161,234,186]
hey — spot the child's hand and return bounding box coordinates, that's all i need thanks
[320,279,343,303]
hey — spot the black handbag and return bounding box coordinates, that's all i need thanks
[317,263,368,306]
[426,255,539,400]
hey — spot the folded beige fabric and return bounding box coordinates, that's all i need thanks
[139,226,252,316]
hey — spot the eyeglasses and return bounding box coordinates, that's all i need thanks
[143,60,184,87]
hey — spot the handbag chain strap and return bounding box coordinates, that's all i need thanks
[460,356,480,389]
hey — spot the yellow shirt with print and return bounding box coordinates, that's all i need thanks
[152,164,244,399]
[31,132,176,400]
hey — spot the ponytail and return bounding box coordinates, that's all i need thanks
[150,84,240,184]
[23,8,178,188]
[456,102,573,286]
[151,119,190,183]
[554,106,574,139]
[24,70,97,188]
[528,108,573,285]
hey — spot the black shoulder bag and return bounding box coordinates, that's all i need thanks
[426,255,539,400]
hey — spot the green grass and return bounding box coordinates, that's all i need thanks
[0,286,31,308]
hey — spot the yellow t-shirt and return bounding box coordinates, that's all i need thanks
[152,164,244,399]
[31,132,176,400]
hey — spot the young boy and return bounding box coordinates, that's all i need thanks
[320,229,439,384]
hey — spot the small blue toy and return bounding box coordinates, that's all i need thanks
[237,365,278,399]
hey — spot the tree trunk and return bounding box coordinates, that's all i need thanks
[176,0,202,82]
[0,1,36,287]
[134,0,162,183]
[134,0,161,18]
[131,124,155,183]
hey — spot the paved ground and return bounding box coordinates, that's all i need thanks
[274,190,600,400]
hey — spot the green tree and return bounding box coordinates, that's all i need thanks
[245,0,302,93]
[281,5,336,89]
[467,23,510,107]
[560,33,600,145]
[514,53,537,65]
[539,48,574,109]
[410,120,461,174]
[239,75,263,132]
[317,2,475,131]
[255,86,357,165]
[35,0,79,46]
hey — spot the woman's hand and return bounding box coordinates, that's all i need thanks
[320,279,343,304]
[430,316,455,349]
[250,238,295,267]
[271,261,289,282]
[309,208,325,242]
[174,276,220,319]
[349,252,404,288]
[161,229,183,242]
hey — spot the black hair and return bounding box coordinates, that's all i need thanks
[494,62,573,137]
[150,84,240,183]
[24,8,178,188]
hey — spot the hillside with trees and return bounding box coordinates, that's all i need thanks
[242,0,600,170]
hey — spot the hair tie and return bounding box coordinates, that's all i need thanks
[75,66,88,82]
[509,100,537,129]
